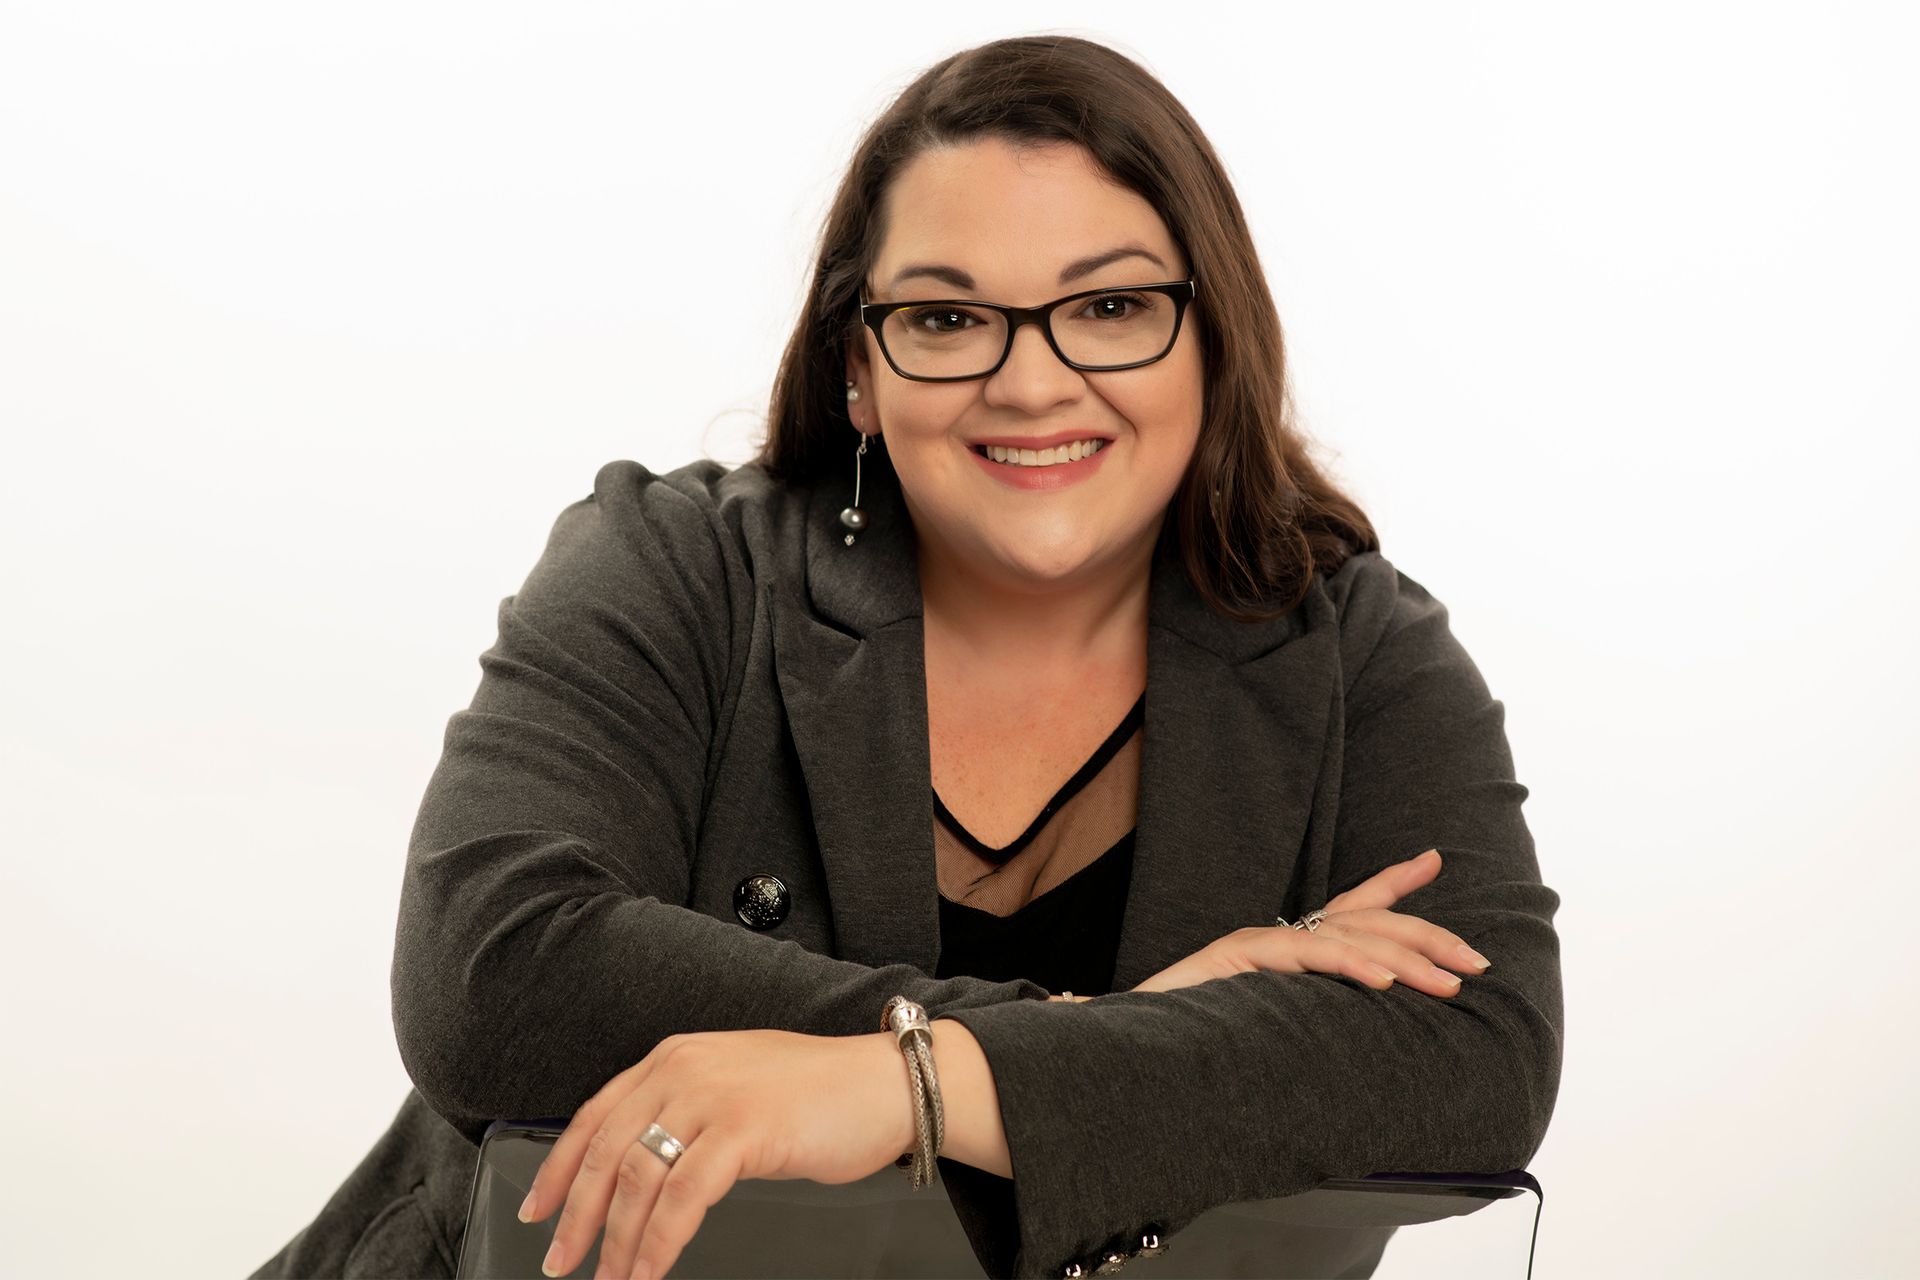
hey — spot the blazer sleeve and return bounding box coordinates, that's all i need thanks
[937,555,1564,1278]
[389,460,1050,1148]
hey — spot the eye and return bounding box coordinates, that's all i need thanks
[1075,292,1154,321]
[902,306,981,334]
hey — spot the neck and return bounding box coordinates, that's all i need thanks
[915,514,1163,672]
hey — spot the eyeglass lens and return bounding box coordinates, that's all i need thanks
[879,289,1177,379]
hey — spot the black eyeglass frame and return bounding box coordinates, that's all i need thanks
[857,278,1198,383]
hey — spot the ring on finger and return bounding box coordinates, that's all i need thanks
[1275,908,1329,932]
[640,1122,685,1168]
[598,1119,692,1278]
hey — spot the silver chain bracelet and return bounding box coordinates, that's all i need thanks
[881,995,945,1189]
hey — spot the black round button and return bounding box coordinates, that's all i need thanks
[733,873,791,930]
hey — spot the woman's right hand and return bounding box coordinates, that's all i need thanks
[1118,848,1492,1000]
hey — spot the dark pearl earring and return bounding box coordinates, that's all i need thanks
[840,380,868,545]
[840,433,869,545]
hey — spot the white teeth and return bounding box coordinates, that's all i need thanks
[983,439,1105,467]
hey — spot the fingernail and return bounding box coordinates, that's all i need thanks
[633,1262,653,1280]
[1366,964,1396,986]
[542,1240,562,1277]
[1458,945,1490,970]
[518,1187,536,1223]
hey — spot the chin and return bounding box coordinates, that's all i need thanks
[988,539,1103,585]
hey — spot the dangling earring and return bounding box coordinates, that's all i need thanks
[841,380,869,546]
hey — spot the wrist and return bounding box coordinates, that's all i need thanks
[866,1029,921,1159]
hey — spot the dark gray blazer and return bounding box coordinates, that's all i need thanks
[252,449,1563,1279]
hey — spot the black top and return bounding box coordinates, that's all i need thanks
[932,692,1144,996]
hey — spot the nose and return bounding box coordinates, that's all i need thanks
[982,316,1082,415]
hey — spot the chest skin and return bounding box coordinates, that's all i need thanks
[923,626,1148,851]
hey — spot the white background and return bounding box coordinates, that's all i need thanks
[3,4,1915,1277]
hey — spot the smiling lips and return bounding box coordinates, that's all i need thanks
[966,435,1112,490]
[973,438,1108,468]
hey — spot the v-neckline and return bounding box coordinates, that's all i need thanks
[932,689,1145,864]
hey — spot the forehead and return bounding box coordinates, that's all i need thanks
[874,138,1181,293]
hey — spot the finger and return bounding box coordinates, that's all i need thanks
[525,1044,679,1225]
[1312,923,1465,997]
[1332,908,1491,974]
[596,1109,712,1280]
[1324,848,1440,915]
[628,1128,745,1280]
[1240,930,1397,989]
[1299,934,1401,990]
[547,1088,677,1279]
[1246,925,1461,997]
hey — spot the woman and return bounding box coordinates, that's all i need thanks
[253,34,1562,1280]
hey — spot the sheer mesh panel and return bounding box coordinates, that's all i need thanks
[932,694,1143,919]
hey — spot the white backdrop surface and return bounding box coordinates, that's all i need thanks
[1,4,1915,1277]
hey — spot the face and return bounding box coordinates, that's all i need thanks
[846,136,1204,597]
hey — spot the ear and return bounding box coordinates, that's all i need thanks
[843,335,873,394]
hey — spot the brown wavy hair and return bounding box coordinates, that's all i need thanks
[754,34,1377,622]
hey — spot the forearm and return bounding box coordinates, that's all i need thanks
[870,998,1086,1181]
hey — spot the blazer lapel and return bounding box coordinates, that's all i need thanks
[770,448,1342,988]
[1112,533,1341,991]
[772,451,941,973]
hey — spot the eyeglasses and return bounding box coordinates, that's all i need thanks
[857,278,1197,383]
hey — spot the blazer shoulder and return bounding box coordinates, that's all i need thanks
[567,457,803,588]
[580,455,782,528]
[1318,549,1454,696]
[507,459,803,707]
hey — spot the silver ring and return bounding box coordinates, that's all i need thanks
[1276,908,1329,932]
[639,1121,685,1168]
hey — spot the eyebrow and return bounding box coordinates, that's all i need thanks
[885,245,1170,295]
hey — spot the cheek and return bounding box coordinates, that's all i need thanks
[1159,353,1207,450]
[1111,375,1204,450]
[1112,381,1204,500]
[874,402,971,512]
[881,389,974,448]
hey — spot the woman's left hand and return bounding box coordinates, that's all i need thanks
[520,1028,917,1279]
